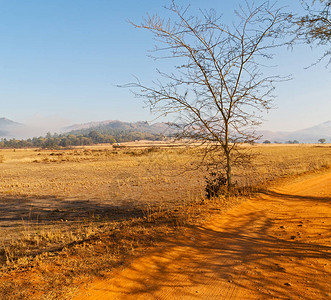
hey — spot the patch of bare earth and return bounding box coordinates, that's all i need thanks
[75,171,331,300]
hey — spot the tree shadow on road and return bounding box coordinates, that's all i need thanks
[86,191,331,299]
[262,190,331,203]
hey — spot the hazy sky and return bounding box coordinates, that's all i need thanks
[0,0,330,133]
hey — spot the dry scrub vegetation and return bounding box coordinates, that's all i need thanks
[0,143,330,299]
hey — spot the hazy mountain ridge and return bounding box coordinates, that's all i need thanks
[258,121,331,143]
[63,120,176,135]
[1,117,330,143]
[65,119,331,143]
[0,117,23,137]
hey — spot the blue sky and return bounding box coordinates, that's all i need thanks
[0,0,330,134]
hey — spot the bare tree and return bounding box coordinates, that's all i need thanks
[127,1,289,189]
[292,0,331,65]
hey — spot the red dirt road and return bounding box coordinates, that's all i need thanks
[75,171,331,299]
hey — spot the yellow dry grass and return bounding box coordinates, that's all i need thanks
[0,143,330,299]
[1,144,330,199]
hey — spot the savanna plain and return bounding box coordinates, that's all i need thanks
[0,142,330,299]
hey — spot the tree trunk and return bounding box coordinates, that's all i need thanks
[224,121,232,189]
[225,150,232,189]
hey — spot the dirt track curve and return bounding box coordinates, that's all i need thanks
[75,171,331,300]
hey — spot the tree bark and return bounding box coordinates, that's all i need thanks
[225,151,232,188]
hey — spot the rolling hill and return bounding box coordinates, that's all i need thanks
[1,117,330,143]
[62,120,176,136]
[64,119,331,144]
[258,121,331,143]
[0,117,23,137]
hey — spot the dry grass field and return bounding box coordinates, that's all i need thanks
[0,143,330,299]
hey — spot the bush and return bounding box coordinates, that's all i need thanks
[205,171,227,199]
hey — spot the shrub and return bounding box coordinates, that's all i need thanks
[205,171,227,199]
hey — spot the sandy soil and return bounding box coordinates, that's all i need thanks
[75,171,331,300]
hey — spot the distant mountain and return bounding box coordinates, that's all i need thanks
[2,117,329,144]
[0,117,21,127]
[64,119,331,143]
[62,120,176,136]
[259,121,331,143]
[0,117,23,137]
